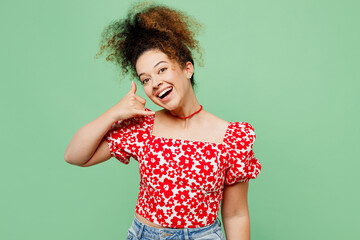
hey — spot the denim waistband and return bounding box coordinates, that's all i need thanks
[128,214,223,240]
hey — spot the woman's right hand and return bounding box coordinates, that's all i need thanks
[107,80,155,121]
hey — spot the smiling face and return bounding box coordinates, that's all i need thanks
[135,49,194,110]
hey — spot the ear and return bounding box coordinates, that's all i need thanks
[184,61,194,79]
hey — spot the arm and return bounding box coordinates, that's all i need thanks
[64,81,154,167]
[64,109,116,166]
[221,181,250,240]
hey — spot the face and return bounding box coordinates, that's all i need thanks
[135,49,193,110]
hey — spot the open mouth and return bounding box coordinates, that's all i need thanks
[157,87,173,99]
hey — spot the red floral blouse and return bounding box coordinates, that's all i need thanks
[104,108,261,228]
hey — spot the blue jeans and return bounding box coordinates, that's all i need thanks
[126,214,225,240]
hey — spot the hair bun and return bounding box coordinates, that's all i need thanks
[96,1,204,86]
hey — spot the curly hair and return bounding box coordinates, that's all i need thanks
[95,1,204,87]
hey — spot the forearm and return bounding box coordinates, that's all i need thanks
[64,109,116,165]
[222,214,250,240]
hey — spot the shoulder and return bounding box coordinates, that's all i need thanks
[201,110,229,130]
[230,122,255,134]
[224,121,256,146]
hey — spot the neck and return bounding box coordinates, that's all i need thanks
[171,105,202,119]
[168,94,201,119]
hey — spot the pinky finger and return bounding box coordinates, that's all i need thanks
[138,109,156,116]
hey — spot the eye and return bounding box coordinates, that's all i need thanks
[159,67,167,74]
[142,78,150,84]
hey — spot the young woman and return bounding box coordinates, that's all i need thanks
[65,2,261,239]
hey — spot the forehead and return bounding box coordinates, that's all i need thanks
[135,49,172,73]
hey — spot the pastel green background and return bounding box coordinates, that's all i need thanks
[1,0,359,239]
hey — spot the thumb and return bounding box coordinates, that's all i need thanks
[129,80,137,94]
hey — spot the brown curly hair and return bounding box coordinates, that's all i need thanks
[95,1,204,87]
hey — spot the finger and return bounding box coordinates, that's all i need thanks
[128,80,137,95]
[134,109,155,116]
[134,95,146,104]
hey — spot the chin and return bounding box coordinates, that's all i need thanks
[157,102,178,111]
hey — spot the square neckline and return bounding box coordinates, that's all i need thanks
[149,112,232,145]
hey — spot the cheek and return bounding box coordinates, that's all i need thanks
[143,87,153,98]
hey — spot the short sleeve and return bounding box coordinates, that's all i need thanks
[103,113,150,164]
[224,122,261,185]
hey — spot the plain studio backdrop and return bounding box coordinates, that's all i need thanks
[1,0,359,239]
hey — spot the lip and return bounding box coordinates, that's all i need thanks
[155,86,173,97]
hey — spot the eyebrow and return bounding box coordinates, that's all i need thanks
[138,61,168,78]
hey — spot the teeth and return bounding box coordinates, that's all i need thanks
[158,87,172,98]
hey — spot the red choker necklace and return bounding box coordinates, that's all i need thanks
[170,105,203,119]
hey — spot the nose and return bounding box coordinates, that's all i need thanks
[152,75,163,89]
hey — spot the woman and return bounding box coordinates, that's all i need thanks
[65,2,261,239]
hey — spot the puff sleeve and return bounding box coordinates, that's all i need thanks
[224,122,261,185]
[103,115,147,164]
